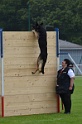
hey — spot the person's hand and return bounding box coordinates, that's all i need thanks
[69,86,72,90]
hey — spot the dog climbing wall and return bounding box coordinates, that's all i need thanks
[0,31,58,117]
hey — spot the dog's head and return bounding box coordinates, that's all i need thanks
[32,22,43,32]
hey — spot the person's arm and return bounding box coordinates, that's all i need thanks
[69,77,74,90]
[68,69,75,90]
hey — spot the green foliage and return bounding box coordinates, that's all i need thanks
[0,0,82,45]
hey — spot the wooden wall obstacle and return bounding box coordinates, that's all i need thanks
[0,31,59,117]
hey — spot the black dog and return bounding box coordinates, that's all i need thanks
[32,22,47,74]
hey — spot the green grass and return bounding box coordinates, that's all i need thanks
[0,76,82,124]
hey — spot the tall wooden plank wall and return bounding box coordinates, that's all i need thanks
[3,31,57,116]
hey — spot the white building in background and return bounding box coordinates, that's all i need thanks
[59,39,82,75]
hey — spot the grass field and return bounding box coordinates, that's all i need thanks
[0,76,82,124]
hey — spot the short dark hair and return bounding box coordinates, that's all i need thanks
[64,59,70,67]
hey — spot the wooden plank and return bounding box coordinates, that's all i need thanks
[4,107,57,116]
[3,31,56,40]
[4,100,57,110]
[4,67,57,76]
[4,47,56,58]
[4,86,56,95]
[4,46,40,55]
[4,58,57,68]
[4,46,56,54]
[4,51,56,58]
[4,62,57,70]
[3,40,38,47]
[3,32,35,40]
[47,32,56,39]
[4,53,39,58]
[3,39,56,47]
[4,76,56,89]
[4,56,56,65]
[4,92,56,103]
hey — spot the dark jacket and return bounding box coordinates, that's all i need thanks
[56,67,72,94]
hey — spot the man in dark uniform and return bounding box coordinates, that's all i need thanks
[56,59,75,114]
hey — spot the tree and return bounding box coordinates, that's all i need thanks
[0,0,82,45]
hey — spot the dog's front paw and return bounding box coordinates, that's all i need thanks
[32,30,35,33]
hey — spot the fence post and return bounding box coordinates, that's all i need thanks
[0,28,4,117]
[55,28,60,70]
[55,28,60,113]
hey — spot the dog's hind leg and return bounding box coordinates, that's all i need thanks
[32,69,39,74]
[40,58,47,74]
[32,67,39,74]
[40,63,45,74]
[32,61,39,74]
[32,55,41,74]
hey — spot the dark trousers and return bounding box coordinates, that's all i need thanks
[60,93,71,113]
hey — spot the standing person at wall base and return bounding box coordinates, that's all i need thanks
[56,59,75,114]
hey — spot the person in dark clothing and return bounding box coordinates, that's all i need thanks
[56,59,75,114]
